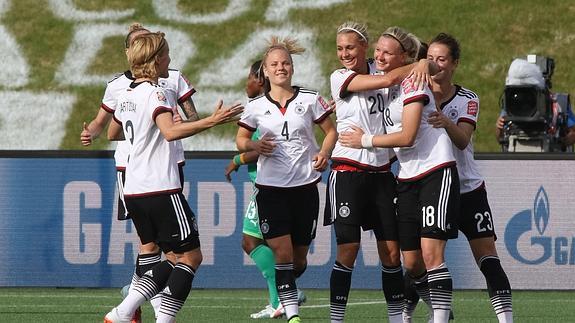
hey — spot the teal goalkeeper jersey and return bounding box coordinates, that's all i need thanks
[247,129,259,183]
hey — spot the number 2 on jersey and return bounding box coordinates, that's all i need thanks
[125,120,135,144]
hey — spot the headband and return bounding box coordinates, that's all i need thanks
[382,33,406,52]
[338,27,368,43]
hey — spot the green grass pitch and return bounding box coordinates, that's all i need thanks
[1,288,573,322]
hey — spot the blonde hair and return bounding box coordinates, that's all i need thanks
[337,21,369,44]
[126,32,167,79]
[124,22,149,48]
[262,36,305,66]
[381,26,421,64]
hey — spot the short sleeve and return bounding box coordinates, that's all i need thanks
[401,77,430,106]
[101,83,117,113]
[238,101,257,131]
[458,98,480,127]
[330,69,357,100]
[150,88,174,122]
[177,72,196,104]
[312,94,333,123]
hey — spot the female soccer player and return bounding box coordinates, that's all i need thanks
[425,32,513,323]
[225,60,285,319]
[81,23,198,321]
[339,27,459,323]
[236,36,337,323]
[104,31,242,323]
[325,21,431,323]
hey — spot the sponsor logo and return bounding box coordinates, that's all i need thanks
[157,91,166,102]
[505,186,574,265]
[318,96,329,111]
[467,101,478,116]
[264,110,271,115]
[401,77,416,95]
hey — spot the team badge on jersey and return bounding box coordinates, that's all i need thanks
[467,101,478,116]
[260,222,270,234]
[448,108,459,120]
[157,91,166,102]
[401,77,417,94]
[338,203,350,218]
[295,104,306,115]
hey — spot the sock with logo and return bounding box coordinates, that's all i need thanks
[133,253,163,316]
[381,265,405,323]
[411,271,434,318]
[275,263,299,320]
[403,271,420,321]
[156,263,196,323]
[329,261,353,323]
[249,244,280,309]
[479,255,513,323]
[428,263,453,322]
[117,260,174,319]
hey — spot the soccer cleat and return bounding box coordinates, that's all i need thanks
[104,307,131,323]
[270,303,285,319]
[287,316,301,323]
[131,307,142,323]
[297,289,307,306]
[250,305,274,319]
[249,304,285,319]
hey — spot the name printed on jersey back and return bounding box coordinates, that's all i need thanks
[119,101,137,113]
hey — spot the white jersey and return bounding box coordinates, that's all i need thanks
[330,59,393,171]
[113,81,181,197]
[384,77,455,181]
[238,87,332,187]
[101,69,195,168]
[440,85,483,193]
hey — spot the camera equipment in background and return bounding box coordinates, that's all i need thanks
[499,54,573,152]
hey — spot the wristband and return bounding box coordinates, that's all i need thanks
[361,134,374,148]
[232,154,242,166]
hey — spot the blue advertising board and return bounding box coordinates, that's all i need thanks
[0,153,574,290]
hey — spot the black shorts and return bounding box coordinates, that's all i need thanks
[324,171,398,244]
[126,192,200,254]
[255,183,319,246]
[397,165,460,251]
[118,163,184,221]
[459,184,497,241]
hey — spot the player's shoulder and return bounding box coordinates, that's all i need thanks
[455,85,478,100]
[297,87,319,98]
[107,71,132,87]
[247,93,267,104]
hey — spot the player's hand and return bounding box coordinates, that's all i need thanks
[428,111,452,129]
[313,151,330,171]
[224,160,240,182]
[338,125,364,149]
[210,100,244,125]
[173,111,183,124]
[409,59,431,90]
[496,116,506,130]
[80,122,93,146]
[251,136,276,156]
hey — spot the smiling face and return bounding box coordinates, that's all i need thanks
[263,48,293,88]
[336,31,368,72]
[373,36,407,72]
[427,42,458,84]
